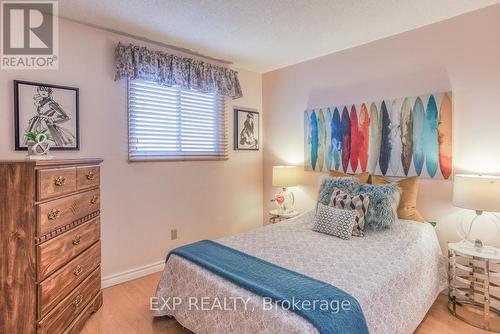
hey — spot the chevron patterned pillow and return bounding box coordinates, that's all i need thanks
[330,188,370,237]
[312,204,360,240]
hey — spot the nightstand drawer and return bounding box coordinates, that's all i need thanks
[37,189,100,236]
[37,167,77,200]
[37,268,100,334]
[77,166,100,190]
[37,217,100,280]
[38,242,101,318]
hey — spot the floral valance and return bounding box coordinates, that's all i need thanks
[114,42,242,99]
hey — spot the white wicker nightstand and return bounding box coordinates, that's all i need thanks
[448,242,500,332]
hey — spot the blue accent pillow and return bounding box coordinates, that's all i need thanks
[354,183,401,230]
[312,204,360,240]
[317,177,361,206]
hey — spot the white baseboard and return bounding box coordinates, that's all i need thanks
[101,260,165,288]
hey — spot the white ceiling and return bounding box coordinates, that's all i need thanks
[59,0,500,73]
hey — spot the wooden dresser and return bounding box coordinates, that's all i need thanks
[0,158,103,334]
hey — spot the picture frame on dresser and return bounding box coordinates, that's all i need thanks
[14,80,80,151]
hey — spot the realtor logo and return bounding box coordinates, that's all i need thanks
[1,0,58,69]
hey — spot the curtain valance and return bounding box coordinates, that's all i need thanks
[114,43,242,99]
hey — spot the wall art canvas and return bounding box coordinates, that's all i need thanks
[14,80,80,151]
[304,92,452,179]
[234,108,259,150]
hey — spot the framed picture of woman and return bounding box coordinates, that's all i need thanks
[234,108,259,151]
[14,80,80,151]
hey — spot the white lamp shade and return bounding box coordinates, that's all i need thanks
[272,166,298,188]
[453,174,500,212]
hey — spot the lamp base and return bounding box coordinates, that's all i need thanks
[274,188,295,214]
[460,211,485,248]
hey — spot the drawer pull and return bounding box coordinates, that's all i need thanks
[72,294,83,307]
[90,195,98,205]
[73,265,83,276]
[86,173,96,180]
[72,235,81,245]
[47,209,60,220]
[54,176,66,186]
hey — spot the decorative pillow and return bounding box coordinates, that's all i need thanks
[330,189,370,236]
[317,177,361,206]
[312,204,359,240]
[354,183,401,230]
[329,170,370,184]
[370,175,425,222]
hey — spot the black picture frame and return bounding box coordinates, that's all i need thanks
[14,80,80,151]
[234,107,259,151]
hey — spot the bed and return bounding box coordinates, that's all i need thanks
[153,211,447,333]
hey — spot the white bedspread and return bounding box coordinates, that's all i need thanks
[154,211,447,334]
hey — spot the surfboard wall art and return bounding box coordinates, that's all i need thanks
[304,91,453,179]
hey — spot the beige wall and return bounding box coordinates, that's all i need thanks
[262,5,500,250]
[0,19,263,279]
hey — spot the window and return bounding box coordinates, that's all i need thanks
[128,80,227,161]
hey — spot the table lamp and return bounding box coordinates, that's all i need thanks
[272,166,298,214]
[453,174,500,248]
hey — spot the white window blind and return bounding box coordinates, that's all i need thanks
[128,80,227,161]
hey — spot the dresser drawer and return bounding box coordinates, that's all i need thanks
[38,268,100,334]
[76,166,100,190]
[37,189,100,236]
[63,292,102,334]
[37,167,77,201]
[37,217,100,280]
[38,242,101,318]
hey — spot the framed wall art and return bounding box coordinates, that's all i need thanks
[14,80,80,151]
[234,107,259,151]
